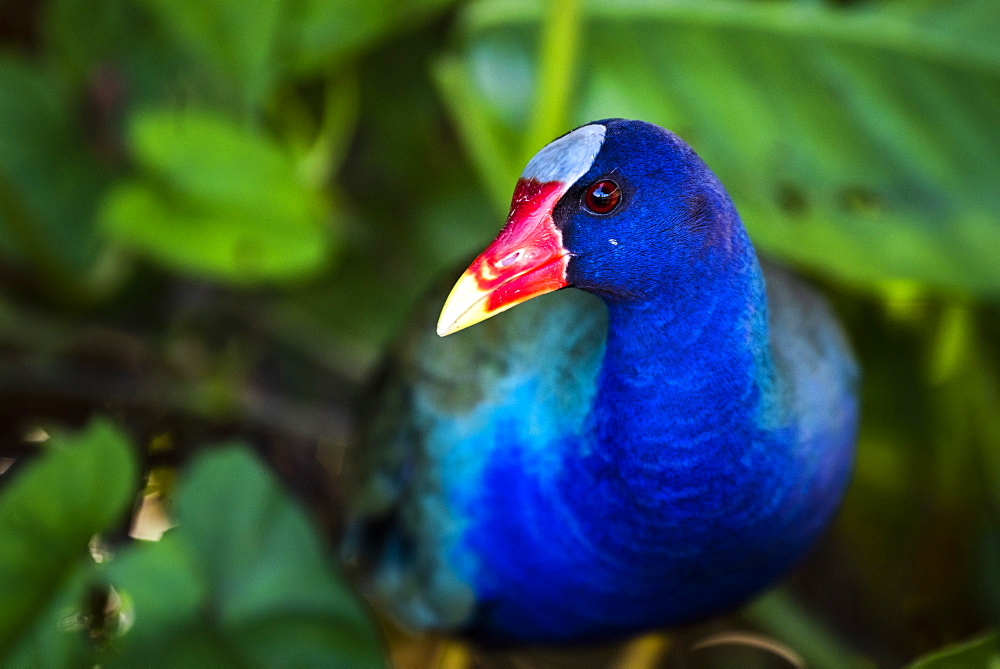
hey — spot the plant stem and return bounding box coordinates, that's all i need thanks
[744,588,863,668]
[432,56,517,213]
[523,0,582,163]
[297,65,361,190]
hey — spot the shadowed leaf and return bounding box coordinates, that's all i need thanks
[0,420,138,664]
[108,446,383,668]
[909,630,999,668]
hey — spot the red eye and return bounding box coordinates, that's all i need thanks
[584,179,621,214]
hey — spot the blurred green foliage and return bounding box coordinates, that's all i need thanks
[107,446,381,668]
[0,0,998,666]
[0,422,380,667]
[0,420,136,666]
[102,109,332,283]
[910,631,1000,668]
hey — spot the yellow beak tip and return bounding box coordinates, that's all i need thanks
[436,309,484,337]
[435,270,490,337]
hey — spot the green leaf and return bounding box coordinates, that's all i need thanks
[5,568,95,669]
[0,56,109,274]
[909,631,1000,668]
[101,109,333,284]
[446,0,1000,294]
[0,419,139,663]
[108,446,383,668]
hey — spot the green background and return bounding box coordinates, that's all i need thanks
[0,0,998,666]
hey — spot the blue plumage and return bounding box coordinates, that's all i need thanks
[347,120,858,644]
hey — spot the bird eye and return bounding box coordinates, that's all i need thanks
[584,179,621,214]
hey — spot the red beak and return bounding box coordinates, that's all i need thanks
[437,178,571,336]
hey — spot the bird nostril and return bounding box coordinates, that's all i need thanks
[497,250,522,269]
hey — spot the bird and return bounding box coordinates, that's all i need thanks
[346,119,858,646]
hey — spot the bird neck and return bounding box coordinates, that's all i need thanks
[588,231,779,468]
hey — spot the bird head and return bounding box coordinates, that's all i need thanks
[437,119,740,336]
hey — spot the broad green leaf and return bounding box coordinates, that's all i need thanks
[108,446,383,668]
[0,56,108,272]
[909,631,1000,668]
[101,109,333,284]
[5,568,94,669]
[443,0,1000,294]
[0,419,139,663]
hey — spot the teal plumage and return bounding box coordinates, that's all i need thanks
[350,287,606,628]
